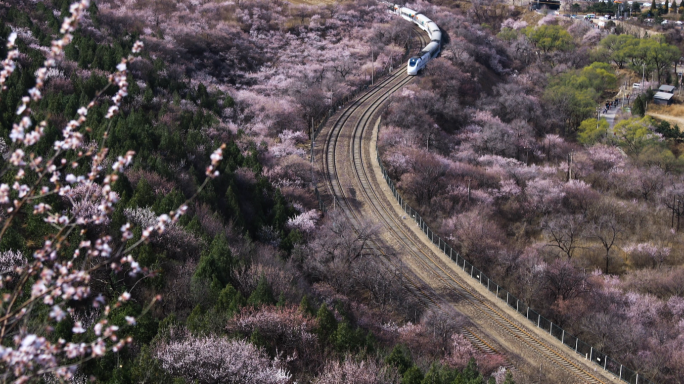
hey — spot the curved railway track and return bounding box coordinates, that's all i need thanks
[316,29,620,384]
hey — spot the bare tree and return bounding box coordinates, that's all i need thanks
[636,166,665,202]
[422,308,469,352]
[300,212,378,294]
[589,214,623,274]
[354,255,407,312]
[660,182,684,232]
[543,214,585,260]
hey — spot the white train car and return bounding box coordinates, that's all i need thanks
[387,3,442,75]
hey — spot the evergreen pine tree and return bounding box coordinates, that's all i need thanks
[276,293,286,307]
[386,345,412,375]
[247,275,276,306]
[316,304,338,343]
[129,178,156,208]
[421,363,457,384]
[217,284,238,313]
[225,185,244,228]
[143,86,154,104]
[186,305,205,334]
[463,358,480,381]
[299,295,315,316]
[333,322,360,352]
[250,328,268,350]
[402,366,424,384]
[193,234,234,286]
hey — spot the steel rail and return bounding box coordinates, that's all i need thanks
[320,26,619,384]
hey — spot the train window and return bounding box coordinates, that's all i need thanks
[409,58,418,66]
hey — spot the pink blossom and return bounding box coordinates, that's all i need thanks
[155,334,291,384]
[286,209,320,233]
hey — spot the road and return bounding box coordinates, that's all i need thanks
[313,28,624,384]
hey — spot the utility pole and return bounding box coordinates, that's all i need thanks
[371,47,375,86]
[642,63,646,91]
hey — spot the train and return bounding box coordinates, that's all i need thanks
[387,3,442,75]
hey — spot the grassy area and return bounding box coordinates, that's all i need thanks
[648,103,684,128]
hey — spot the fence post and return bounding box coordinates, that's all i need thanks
[526,307,529,319]
[575,338,578,352]
[561,330,565,344]
[479,273,482,283]
[590,347,593,361]
[604,358,607,370]
[537,316,540,328]
[506,292,509,304]
[619,365,622,380]
[550,322,553,335]
[516,300,519,312]
[487,279,490,290]
[636,374,638,384]
[471,267,474,278]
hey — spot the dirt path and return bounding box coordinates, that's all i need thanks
[648,112,684,128]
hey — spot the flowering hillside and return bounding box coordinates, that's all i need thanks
[379,2,684,382]
[0,0,517,383]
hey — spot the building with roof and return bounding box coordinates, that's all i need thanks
[659,85,676,94]
[653,91,675,105]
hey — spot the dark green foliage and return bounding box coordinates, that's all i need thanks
[276,293,286,307]
[463,358,483,382]
[655,120,684,141]
[421,363,459,384]
[402,366,424,384]
[632,89,654,117]
[386,345,413,375]
[186,305,205,334]
[250,328,268,349]
[225,94,235,108]
[130,346,170,384]
[247,275,276,306]
[53,316,75,343]
[143,87,154,104]
[632,95,647,117]
[153,189,185,215]
[225,185,244,228]
[333,322,358,352]
[316,304,338,343]
[193,234,235,286]
[158,313,178,333]
[503,371,515,384]
[110,303,159,344]
[216,284,245,315]
[128,178,156,208]
[299,295,315,316]
[63,30,133,72]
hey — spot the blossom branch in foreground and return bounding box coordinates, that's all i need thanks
[0,2,225,381]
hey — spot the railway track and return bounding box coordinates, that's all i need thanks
[316,29,620,383]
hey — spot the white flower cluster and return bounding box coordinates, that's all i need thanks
[0,33,19,91]
[206,143,226,178]
[0,249,25,274]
